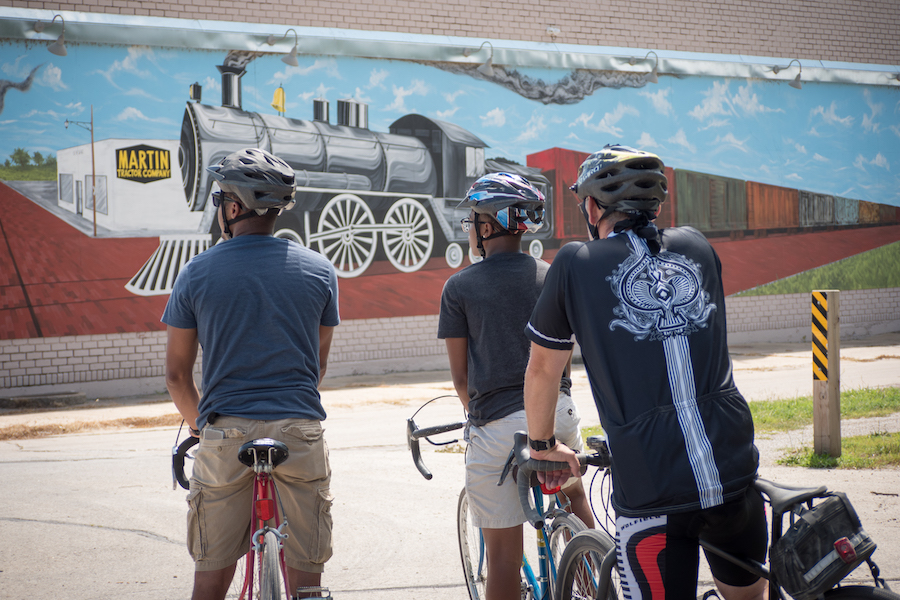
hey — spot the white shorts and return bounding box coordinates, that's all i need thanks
[465,393,583,529]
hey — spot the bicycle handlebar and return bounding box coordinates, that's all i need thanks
[172,436,199,490]
[512,431,611,529]
[406,417,465,480]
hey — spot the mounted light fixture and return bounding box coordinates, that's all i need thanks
[34,14,67,56]
[629,51,659,84]
[772,59,803,89]
[463,41,494,77]
[546,25,560,39]
[267,28,299,67]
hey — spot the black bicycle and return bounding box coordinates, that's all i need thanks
[512,437,899,600]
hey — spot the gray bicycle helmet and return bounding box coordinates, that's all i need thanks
[457,172,545,234]
[207,148,296,213]
[570,144,667,213]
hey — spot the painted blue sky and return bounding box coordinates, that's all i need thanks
[2,42,899,205]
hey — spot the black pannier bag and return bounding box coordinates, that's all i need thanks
[770,491,877,600]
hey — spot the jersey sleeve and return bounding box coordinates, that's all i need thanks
[525,243,577,351]
[437,274,468,339]
[320,264,341,327]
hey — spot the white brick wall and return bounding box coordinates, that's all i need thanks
[1,289,898,394]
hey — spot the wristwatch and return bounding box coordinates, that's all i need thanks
[529,435,556,452]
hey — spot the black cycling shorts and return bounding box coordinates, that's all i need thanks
[616,487,768,599]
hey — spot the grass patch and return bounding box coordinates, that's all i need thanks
[580,387,900,469]
[0,165,57,181]
[778,431,900,468]
[750,387,900,432]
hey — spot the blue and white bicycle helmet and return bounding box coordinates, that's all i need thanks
[457,172,545,234]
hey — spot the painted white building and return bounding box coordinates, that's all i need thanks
[57,139,203,234]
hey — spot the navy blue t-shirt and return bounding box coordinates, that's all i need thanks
[162,235,340,429]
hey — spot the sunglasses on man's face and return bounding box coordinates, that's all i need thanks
[211,191,229,207]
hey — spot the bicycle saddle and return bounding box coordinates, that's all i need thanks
[238,438,290,469]
[753,478,827,516]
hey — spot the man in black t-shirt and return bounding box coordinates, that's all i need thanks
[523,146,766,600]
[438,172,593,600]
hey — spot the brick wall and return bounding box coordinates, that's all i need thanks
[2,290,898,395]
[3,1,899,65]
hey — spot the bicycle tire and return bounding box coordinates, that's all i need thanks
[458,488,488,600]
[556,529,621,600]
[259,530,284,600]
[823,586,900,600]
[548,513,587,600]
[226,553,254,600]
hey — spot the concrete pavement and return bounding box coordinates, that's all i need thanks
[0,332,898,599]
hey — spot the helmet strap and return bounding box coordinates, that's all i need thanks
[614,211,661,254]
[221,202,257,239]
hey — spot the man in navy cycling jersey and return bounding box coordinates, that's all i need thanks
[523,145,766,600]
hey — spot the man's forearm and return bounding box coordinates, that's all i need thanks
[167,375,201,430]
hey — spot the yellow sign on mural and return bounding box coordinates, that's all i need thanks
[116,144,172,183]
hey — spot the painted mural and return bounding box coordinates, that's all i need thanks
[1,37,899,339]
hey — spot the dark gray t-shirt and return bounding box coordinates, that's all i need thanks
[161,235,340,429]
[438,252,549,426]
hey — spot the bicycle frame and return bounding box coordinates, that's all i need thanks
[235,469,291,600]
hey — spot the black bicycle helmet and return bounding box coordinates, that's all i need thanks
[207,148,296,213]
[570,144,667,213]
[457,172,545,234]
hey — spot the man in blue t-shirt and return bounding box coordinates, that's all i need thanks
[163,148,339,600]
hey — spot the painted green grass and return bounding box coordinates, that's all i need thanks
[735,240,900,296]
[0,165,57,181]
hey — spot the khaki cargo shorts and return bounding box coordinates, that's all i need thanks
[464,393,584,529]
[186,416,333,573]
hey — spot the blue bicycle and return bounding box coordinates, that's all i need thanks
[407,397,611,600]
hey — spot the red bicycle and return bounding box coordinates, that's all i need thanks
[174,434,303,600]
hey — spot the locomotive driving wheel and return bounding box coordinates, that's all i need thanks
[382,198,434,273]
[314,194,377,278]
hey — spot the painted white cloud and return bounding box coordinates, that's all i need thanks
[785,173,803,181]
[480,107,506,127]
[713,132,750,153]
[698,118,731,131]
[37,63,68,91]
[636,132,660,148]
[21,108,65,120]
[891,124,900,139]
[113,106,174,125]
[94,47,154,89]
[515,113,546,143]
[813,153,829,162]
[269,59,341,84]
[853,153,891,172]
[689,81,781,125]
[353,88,373,103]
[436,107,459,119]
[667,129,696,153]
[203,75,221,93]
[794,143,807,154]
[861,89,883,133]
[571,103,639,138]
[810,102,854,127]
[385,79,429,113]
[368,68,389,89]
[443,90,466,103]
[638,88,673,116]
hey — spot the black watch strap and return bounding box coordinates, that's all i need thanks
[529,435,556,452]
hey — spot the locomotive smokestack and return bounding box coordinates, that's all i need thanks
[313,98,329,123]
[217,65,245,109]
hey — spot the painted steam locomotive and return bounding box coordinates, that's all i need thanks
[178,64,552,278]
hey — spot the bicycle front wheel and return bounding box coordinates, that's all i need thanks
[548,513,587,600]
[556,529,621,600]
[458,488,488,600]
[824,586,900,600]
[259,530,285,600]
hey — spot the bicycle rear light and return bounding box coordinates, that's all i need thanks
[834,537,858,563]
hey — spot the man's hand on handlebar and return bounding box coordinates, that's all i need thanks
[530,442,581,490]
